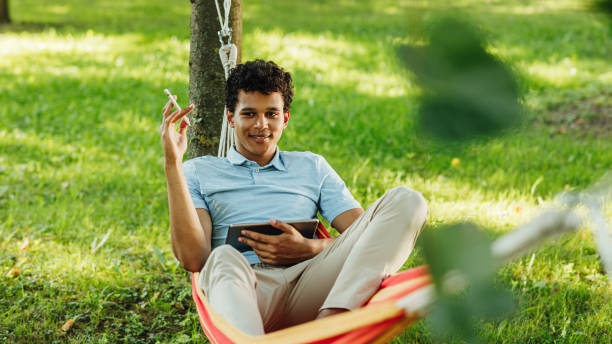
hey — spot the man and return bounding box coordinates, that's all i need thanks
[160,60,428,335]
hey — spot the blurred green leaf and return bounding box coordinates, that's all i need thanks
[591,0,612,16]
[590,0,612,32]
[398,17,524,141]
[421,223,515,342]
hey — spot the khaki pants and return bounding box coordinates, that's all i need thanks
[198,186,428,335]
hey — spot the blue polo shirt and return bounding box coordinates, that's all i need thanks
[183,146,361,265]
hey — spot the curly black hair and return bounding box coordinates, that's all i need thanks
[225,59,294,113]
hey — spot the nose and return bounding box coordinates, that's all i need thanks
[254,114,268,129]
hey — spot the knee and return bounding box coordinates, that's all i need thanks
[213,244,241,257]
[200,245,253,286]
[388,186,429,222]
[204,245,245,271]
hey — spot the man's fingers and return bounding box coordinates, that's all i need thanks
[242,230,264,242]
[241,230,279,244]
[239,236,275,252]
[160,99,176,135]
[160,110,178,135]
[254,250,285,265]
[239,235,265,250]
[162,99,174,119]
[162,95,183,121]
[176,104,195,123]
[253,248,274,260]
[162,105,191,133]
[270,219,298,234]
[169,104,195,125]
[179,118,189,135]
[162,100,170,117]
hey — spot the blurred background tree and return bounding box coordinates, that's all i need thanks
[188,0,241,158]
[0,0,10,24]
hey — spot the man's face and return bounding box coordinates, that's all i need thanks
[228,90,289,165]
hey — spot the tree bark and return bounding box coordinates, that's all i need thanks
[0,0,10,24]
[187,0,242,159]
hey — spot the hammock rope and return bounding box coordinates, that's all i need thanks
[214,0,237,158]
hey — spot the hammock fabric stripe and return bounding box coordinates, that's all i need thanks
[191,223,431,344]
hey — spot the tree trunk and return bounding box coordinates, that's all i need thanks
[187,0,242,159]
[0,0,10,24]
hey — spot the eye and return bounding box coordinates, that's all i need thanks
[266,112,279,117]
[241,112,256,117]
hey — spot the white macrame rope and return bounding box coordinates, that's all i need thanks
[214,0,231,33]
[218,44,237,79]
[217,44,237,157]
[215,0,236,158]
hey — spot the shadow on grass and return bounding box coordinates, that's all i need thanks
[0,21,74,34]
[5,0,190,39]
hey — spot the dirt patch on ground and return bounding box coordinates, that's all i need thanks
[541,94,612,138]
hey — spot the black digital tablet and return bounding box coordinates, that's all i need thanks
[225,219,320,253]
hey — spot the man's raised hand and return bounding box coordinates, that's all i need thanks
[160,96,195,164]
[239,219,322,266]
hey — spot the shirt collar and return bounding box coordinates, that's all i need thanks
[227,146,287,171]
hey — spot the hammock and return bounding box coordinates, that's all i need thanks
[191,223,433,344]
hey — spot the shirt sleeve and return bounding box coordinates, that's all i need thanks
[317,156,361,223]
[183,159,209,210]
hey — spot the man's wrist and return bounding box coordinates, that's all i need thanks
[310,237,333,256]
[164,159,182,171]
[309,238,321,257]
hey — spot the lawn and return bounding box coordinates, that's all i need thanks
[1,0,611,343]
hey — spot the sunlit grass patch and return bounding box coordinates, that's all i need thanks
[248,30,412,97]
[474,0,586,14]
[525,58,610,88]
[0,30,189,84]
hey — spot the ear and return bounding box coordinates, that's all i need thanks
[226,108,235,128]
[283,111,290,129]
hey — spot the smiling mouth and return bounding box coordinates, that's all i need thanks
[249,134,271,143]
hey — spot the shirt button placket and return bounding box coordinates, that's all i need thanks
[252,167,260,183]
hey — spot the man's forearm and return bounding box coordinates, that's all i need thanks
[165,161,210,271]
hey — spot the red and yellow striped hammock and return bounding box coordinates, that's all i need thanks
[191,224,432,344]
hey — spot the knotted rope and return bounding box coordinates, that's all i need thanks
[215,0,237,157]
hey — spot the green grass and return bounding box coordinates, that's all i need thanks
[1,0,611,342]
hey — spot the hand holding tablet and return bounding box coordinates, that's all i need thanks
[225,219,320,253]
